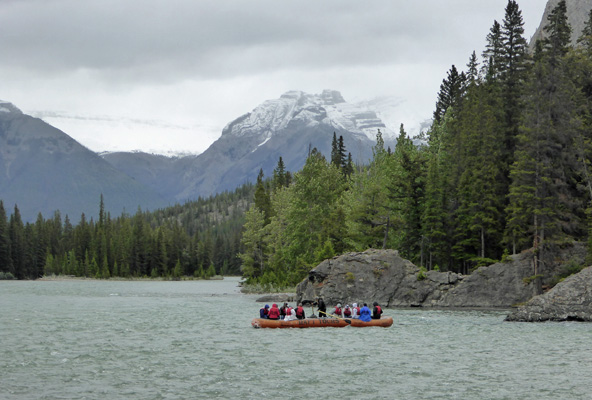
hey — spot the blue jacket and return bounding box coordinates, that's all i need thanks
[359,305,372,322]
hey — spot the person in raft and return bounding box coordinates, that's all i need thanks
[333,303,343,317]
[343,304,352,318]
[351,303,360,319]
[295,303,306,320]
[372,302,383,320]
[268,303,281,320]
[259,304,270,319]
[284,308,297,321]
[279,303,288,320]
[359,303,372,322]
[317,297,327,317]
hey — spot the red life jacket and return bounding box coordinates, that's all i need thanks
[286,307,292,316]
[343,308,352,317]
[268,306,280,319]
[334,307,342,315]
[296,306,304,317]
[355,307,360,315]
[377,306,382,315]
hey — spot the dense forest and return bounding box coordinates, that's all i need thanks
[239,0,592,288]
[0,185,253,280]
[3,1,592,288]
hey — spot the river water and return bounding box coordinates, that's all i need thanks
[1,278,591,400]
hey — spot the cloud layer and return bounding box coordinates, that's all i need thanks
[0,0,548,154]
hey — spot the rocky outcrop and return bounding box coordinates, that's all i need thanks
[530,0,591,47]
[505,266,592,322]
[296,245,586,308]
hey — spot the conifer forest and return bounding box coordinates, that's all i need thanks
[2,1,592,287]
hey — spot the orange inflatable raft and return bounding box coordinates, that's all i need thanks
[251,316,393,329]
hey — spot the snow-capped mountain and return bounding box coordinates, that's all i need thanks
[1,90,403,220]
[221,90,395,142]
[103,90,399,202]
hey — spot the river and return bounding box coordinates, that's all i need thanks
[1,277,591,399]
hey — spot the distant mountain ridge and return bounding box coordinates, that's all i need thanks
[0,100,169,222]
[2,90,395,221]
[103,90,397,202]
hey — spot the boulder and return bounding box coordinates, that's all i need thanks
[296,244,586,308]
[505,266,592,322]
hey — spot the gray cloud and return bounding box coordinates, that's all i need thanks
[0,0,549,154]
[1,0,535,79]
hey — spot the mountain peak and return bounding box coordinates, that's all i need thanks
[221,90,392,141]
[0,100,23,115]
[320,89,345,105]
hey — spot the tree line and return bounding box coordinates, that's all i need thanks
[239,0,592,288]
[0,184,254,280]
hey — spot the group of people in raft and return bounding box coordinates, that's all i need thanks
[259,298,383,322]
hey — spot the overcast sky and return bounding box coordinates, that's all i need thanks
[0,0,548,155]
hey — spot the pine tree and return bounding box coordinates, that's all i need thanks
[9,205,26,279]
[466,51,480,83]
[542,0,571,68]
[500,0,529,173]
[434,65,465,122]
[254,168,272,224]
[482,20,504,79]
[272,157,288,190]
[0,201,12,274]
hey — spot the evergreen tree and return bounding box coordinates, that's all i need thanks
[466,51,480,83]
[254,169,272,224]
[0,201,12,274]
[272,157,288,190]
[482,20,504,79]
[543,0,572,66]
[239,206,267,281]
[388,124,426,261]
[434,65,465,122]
[500,0,529,174]
[9,205,26,279]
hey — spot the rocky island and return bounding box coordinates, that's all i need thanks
[296,245,588,316]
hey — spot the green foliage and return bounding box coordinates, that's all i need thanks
[0,271,15,280]
[345,271,355,282]
[417,266,427,281]
[522,274,544,285]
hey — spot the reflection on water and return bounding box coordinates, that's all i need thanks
[1,278,591,400]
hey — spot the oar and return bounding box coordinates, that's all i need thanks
[319,310,351,324]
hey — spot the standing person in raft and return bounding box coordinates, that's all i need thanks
[259,304,269,319]
[317,297,327,317]
[359,303,372,322]
[268,303,281,320]
[372,302,383,319]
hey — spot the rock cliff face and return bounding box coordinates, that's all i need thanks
[296,245,586,308]
[530,0,592,47]
[505,266,592,322]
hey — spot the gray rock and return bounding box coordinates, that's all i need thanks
[255,293,296,303]
[505,266,592,322]
[296,245,586,308]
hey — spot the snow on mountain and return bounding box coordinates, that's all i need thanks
[221,90,395,143]
[354,96,432,138]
